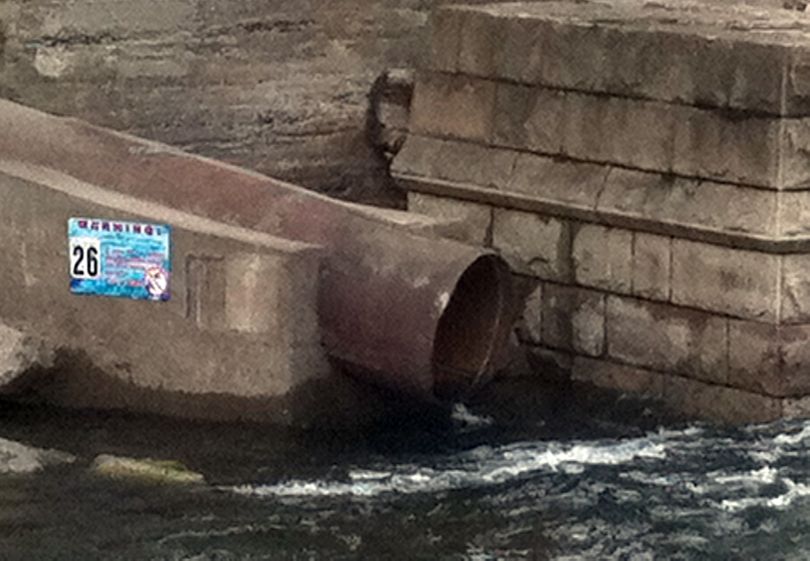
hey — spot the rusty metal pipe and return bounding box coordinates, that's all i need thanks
[0,100,513,401]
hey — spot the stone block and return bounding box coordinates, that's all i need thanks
[562,93,677,174]
[541,284,606,357]
[728,320,782,396]
[606,296,728,384]
[505,153,607,209]
[407,192,492,245]
[779,191,810,238]
[525,346,573,381]
[671,240,780,321]
[390,135,443,180]
[458,9,504,77]
[492,209,571,281]
[632,232,671,301]
[434,140,516,189]
[515,282,543,345]
[597,168,778,239]
[491,14,547,84]
[779,325,810,396]
[492,83,565,154]
[572,224,632,294]
[409,72,496,142]
[572,356,664,398]
[783,396,810,419]
[428,8,462,73]
[673,109,783,189]
[528,19,609,92]
[663,375,782,424]
[392,136,516,189]
[781,254,810,323]
[442,3,807,116]
[782,118,810,189]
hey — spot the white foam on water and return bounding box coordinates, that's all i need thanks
[450,403,494,429]
[712,466,779,486]
[230,434,668,499]
[774,422,810,445]
[720,479,810,512]
[749,449,781,464]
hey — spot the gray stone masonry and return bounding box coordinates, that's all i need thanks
[430,1,810,117]
[395,0,810,423]
[414,71,810,189]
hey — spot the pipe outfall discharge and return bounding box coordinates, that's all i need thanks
[0,100,514,421]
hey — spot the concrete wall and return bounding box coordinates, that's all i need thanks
[0,0,504,207]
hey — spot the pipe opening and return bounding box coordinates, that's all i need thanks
[432,255,511,401]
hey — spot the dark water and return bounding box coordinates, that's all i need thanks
[1,383,810,560]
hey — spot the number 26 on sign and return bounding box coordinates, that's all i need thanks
[69,237,101,279]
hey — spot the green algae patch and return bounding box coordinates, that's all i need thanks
[91,454,205,485]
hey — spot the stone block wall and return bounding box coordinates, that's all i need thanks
[394,0,810,423]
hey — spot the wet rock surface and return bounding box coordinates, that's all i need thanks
[91,454,205,485]
[0,437,74,474]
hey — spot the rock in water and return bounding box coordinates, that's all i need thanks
[91,455,205,485]
[0,438,75,474]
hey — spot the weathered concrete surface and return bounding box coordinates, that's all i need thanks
[0,161,333,423]
[0,322,53,391]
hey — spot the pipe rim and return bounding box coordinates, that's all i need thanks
[431,254,511,401]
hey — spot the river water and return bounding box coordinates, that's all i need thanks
[1,381,809,560]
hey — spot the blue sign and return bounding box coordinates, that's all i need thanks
[68,218,171,301]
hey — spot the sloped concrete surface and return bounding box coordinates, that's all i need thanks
[0,322,53,391]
